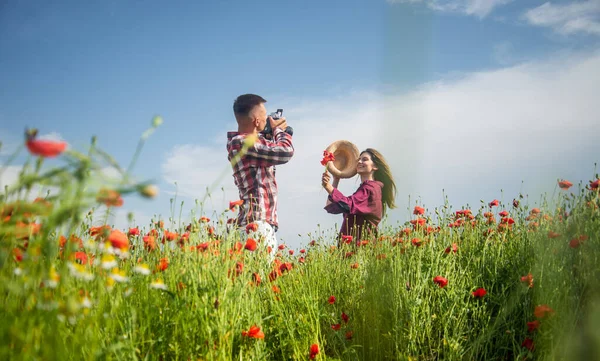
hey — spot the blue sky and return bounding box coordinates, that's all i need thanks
[1,0,600,248]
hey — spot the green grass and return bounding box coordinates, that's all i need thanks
[1,126,599,360]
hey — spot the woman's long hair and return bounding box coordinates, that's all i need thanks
[363,148,397,215]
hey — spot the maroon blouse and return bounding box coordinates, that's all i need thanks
[324,180,384,244]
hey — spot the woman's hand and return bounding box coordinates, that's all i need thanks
[322,172,334,194]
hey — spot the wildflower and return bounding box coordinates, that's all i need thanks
[433,276,448,288]
[242,325,264,339]
[162,231,178,243]
[547,231,561,239]
[245,223,258,233]
[345,331,353,340]
[527,320,540,333]
[109,268,129,283]
[521,273,534,288]
[445,243,458,254]
[413,206,425,215]
[320,150,335,166]
[300,249,306,254]
[245,238,258,251]
[341,312,349,323]
[521,337,534,351]
[101,254,118,269]
[411,238,423,247]
[143,235,157,251]
[341,235,353,244]
[589,179,599,190]
[252,272,261,286]
[513,199,520,208]
[278,244,286,250]
[350,262,359,269]
[229,200,244,211]
[13,248,23,262]
[534,304,554,319]
[309,344,320,359]
[498,210,509,217]
[272,285,281,294]
[157,258,169,272]
[96,188,123,207]
[150,278,168,290]
[558,180,573,190]
[331,323,341,331]
[25,129,67,157]
[328,295,336,304]
[569,238,582,248]
[199,216,210,223]
[472,288,487,298]
[67,262,94,281]
[134,264,151,275]
[128,227,140,236]
[139,184,159,198]
[108,230,129,250]
[489,199,499,207]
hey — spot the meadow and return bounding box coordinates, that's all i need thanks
[1,123,599,360]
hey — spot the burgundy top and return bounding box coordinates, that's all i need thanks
[324,180,384,244]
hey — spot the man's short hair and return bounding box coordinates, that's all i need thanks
[233,94,267,118]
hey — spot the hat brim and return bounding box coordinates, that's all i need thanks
[325,140,360,179]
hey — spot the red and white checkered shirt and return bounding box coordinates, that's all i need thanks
[227,128,294,230]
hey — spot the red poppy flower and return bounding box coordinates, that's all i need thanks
[558,180,573,190]
[25,129,67,158]
[73,251,89,265]
[445,243,458,254]
[109,229,129,250]
[411,238,422,247]
[157,258,169,272]
[341,235,353,244]
[229,200,244,210]
[96,188,123,207]
[547,231,560,239]
[341,312,349,323]
[13,248,23,262]
[245,223,258,233]
[128,227,140,236]
[534,304,554,319]
[300,249,306,254]
[513,199,520,208]
[527,320,540,333]
[272,285,281,294]
[413,206,425,215]
[472,288,487,298]
[569,238,582,248]
[589,179,599,190]
[522,337,534,351]
[328,295,336,304]
[245,238,257,251]
[345,331,353,340]
[350,262,359,269]
[320,150,335,166]
[433,276,448,288]
[331,323,341,331]
[242,325,264,339]
[309,344,320,359]
[520,273,534,288]
[489,199,499,207]
[143,235,156,251]
[252,272,261,286]
[288,250,294,255]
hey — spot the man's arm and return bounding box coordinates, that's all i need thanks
[245,127,294,167]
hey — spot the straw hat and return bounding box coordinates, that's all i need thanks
[325,140,360,179]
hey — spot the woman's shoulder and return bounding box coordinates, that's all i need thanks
[362,180,384,191]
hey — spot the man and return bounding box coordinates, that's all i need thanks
[226,94,294,252]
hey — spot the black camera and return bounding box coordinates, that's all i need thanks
[260,108,294,140]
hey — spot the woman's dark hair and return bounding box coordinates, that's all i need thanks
[362,148,397,215]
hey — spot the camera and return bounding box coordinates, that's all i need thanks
[260,108,294,139]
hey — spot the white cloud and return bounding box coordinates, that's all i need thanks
[161,49,600,249]
[387,0,513,18]
[523,0,600,36]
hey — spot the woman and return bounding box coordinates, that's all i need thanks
[322,148,397,245]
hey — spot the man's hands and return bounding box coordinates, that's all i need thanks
[268,116,288,133]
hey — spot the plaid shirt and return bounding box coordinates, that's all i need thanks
[227,128,294,230]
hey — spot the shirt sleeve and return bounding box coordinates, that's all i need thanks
[245,128,294,167]
[324,194,349,214]
[328,184,376,216]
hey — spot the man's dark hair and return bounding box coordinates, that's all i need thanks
[233,94,267,118]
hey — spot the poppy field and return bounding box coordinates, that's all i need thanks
[1,126,600,361]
